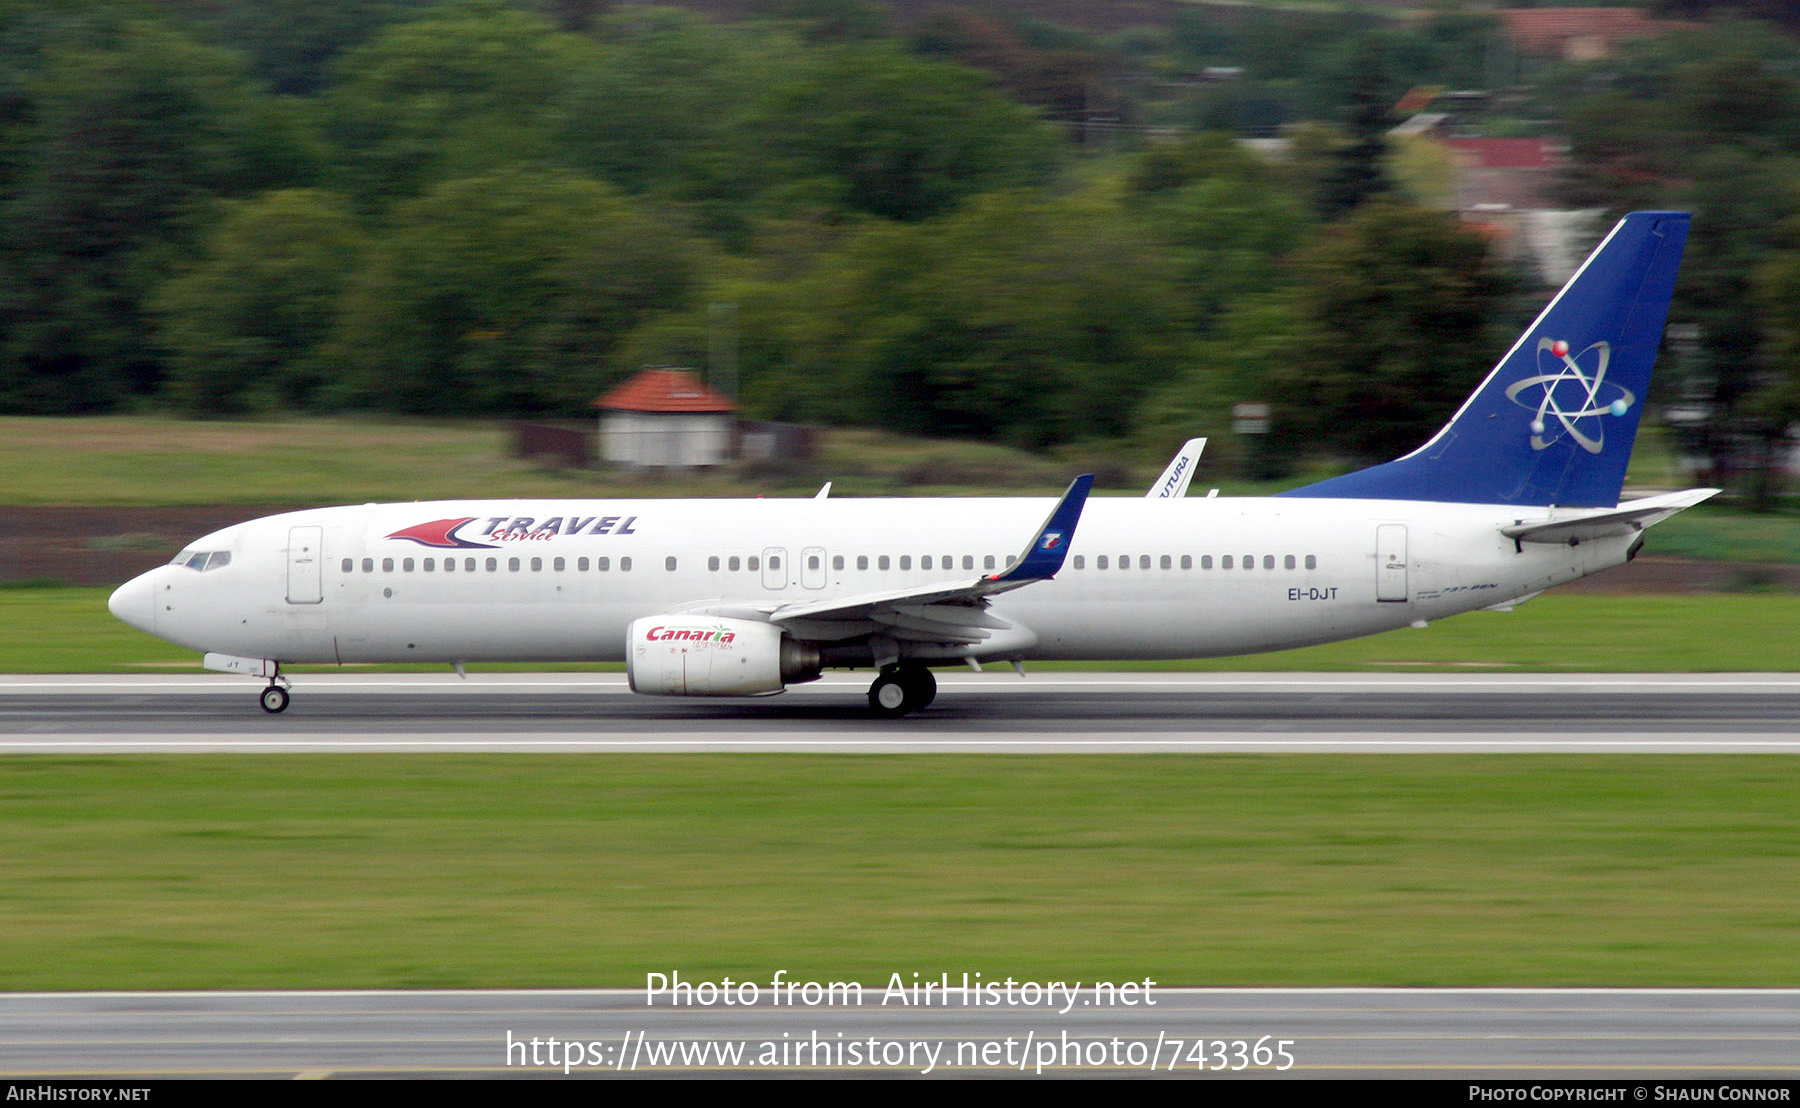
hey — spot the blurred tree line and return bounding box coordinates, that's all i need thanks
[3,0,1799,489]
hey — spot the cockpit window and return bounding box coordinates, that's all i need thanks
[172,550,231,571]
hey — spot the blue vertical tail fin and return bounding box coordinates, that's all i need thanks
[1278,211,1689,508]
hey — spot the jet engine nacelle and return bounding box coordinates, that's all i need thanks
[626,615,821,696]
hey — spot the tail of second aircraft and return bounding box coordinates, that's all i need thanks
[1279,211,1689,508]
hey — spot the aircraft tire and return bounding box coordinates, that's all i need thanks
[868,672,911,717]
[260,685,289,714]
[898,664,937,710]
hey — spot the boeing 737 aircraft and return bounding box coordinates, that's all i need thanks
[110,211,1713,716]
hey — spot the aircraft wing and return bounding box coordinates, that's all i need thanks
[1499,488,1719,545]
[1147,438,1205,498]
[763,475,1093,645]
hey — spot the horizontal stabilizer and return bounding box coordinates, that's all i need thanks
[1500,488,1718,545]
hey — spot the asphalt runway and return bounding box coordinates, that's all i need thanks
[2,988,1797,1078]
[3,672,1800,751]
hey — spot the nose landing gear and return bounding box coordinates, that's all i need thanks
[259,674,291,714]
[867,663,936,718]
[201,653,291,712]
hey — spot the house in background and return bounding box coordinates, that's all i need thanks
[595,367,737,469]
[1377,9,1698,286]
[1498,7,1698,64]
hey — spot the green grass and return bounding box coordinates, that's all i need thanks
[0,416,1115,505]
[1,756,1795,989]
[29,586,1800,673]
[1633,506,1800,564]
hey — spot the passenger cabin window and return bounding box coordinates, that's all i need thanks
[341,558,353,573]
[363,558,374,573]
[729,556,741,572]
[1161,555,1172,570]
[1305,555,1317,570]
[922,556,933,571]
[621,557,632,571]
[1221,556,1233,569]
[486,558,498,572]
[1073,555,1085,570]
[665,556,677,572]
[1097,556,1109,569]
[857,556,869,571]
[1201,555,1212,569]
[578,557,589,571]
[423,558,434,572]
[1179,555,1191,570]
[1264,555,1275,570]
[465,558,476,572]
[1284,555,1296,570]
[709,556,720,571]
[597,557,610,571]
[878,556,890,571]
[833,555,845,571]
[984,555,995,570]
[530,557,542,572]
[899,555,912,571]
[403,558,414,573]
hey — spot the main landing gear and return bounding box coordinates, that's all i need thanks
[259,674,291,714]
[868,663,936,718]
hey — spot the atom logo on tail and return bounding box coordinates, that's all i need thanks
[1503,338,1634,455]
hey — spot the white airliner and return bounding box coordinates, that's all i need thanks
[110,211,1713,716]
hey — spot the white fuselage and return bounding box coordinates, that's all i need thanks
[113,495,1634,667]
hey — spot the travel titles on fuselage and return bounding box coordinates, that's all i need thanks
[479,515,639,541]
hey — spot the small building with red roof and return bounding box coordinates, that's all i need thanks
[595,367,737,469]
[1499,7,1698,62]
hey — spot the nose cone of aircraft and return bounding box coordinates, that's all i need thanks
[108,571,156,635]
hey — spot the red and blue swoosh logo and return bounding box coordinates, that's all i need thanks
[386,518,495,549]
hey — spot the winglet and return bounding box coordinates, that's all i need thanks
[1147,438,1205,499]
[988,474,1093,584]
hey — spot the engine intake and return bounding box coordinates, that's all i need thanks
[626,615,821,696]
